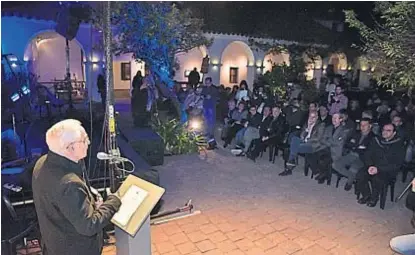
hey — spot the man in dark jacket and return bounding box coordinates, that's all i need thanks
[248,105,288,161]
[188,67,200,89]
[32,119,122,255]
[356,123,405,207]
[233,105,263,156]
[313,113,350,183]
[318,105,332,127]
[280,111,326,176]
[332,118,374,190]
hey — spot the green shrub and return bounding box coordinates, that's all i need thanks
[152,117,206,155]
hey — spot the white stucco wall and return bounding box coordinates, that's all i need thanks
[1,16,102,101]
[3,15,370,97]
[31,35,84,82]
[263,52,290,73]
[112,53,146,91]
[174,47,205,83]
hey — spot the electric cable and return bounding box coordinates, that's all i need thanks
[87,22,94,179]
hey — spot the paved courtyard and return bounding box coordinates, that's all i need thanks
[102,143,413,255]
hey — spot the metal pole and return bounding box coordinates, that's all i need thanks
[66,38,74,109]
[103,1,119,193]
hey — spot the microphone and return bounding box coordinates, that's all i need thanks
[97,152,128,162]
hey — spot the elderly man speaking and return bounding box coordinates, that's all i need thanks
[32,119,122,255]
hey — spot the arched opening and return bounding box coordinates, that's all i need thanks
[24,31,85,83]
[328,53,347,74]
[220,41,255,87]
[174,46,208,83]
[263,51,290,73]
[303,54,322,81]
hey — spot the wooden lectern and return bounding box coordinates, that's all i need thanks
[111,175,165,255]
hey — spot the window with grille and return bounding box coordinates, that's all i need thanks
[121,62,131,80]
[229,67,238,84]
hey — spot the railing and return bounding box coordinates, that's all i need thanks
[37,79,87,102]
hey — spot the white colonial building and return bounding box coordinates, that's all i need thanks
[1,3,372,102]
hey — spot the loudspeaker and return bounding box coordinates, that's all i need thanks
[55,6,81,41]
[120,127,164,167]
[129,129,164,166]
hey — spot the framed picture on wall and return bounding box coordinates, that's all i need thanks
[121,62,131,80]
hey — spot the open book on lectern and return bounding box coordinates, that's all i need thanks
[111,174,165,237]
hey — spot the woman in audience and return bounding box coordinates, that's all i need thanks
[223,101,248,148]
[235,80,251,104]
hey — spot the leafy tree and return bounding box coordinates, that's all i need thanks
[93,2,212,87]
[344,2,415,89]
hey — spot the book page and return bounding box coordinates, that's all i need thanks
[112,185,148,227]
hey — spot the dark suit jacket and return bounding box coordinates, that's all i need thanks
[32,152,121,255]
[259,115,273,137]
[344,131,374,160]
[300,121,327,152]
[268,114,288,141]
[324,124,350,161]
[364,136,405,175]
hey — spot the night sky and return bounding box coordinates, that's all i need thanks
[1,1,375,20]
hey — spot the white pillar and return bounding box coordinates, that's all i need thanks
[314,69,323,89]
[246,66,256,89]
[359,70,370,89]
[207,64,221,86]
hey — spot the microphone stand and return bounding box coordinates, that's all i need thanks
[395,182,413,202]
[103,1,121,193]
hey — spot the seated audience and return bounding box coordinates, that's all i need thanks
[248,105,288,161]
[223,101,248,148]
[184,86,204,118]
[221,99,237,140]
[332,118,374,190]
[339,109,356,132]
[235,80,251,104]
[318,105,332,127]
[284,99,306,131]
[313,113,350,183]
[279,111,326,176]
[392,114,414,165]
[356,123,405,207]
[348,99,362,122]
[234,105,263,156]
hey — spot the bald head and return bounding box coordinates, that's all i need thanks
[46,119,89,162]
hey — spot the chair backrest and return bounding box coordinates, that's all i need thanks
[1,194,17,221]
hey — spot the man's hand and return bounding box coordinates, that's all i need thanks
[412,177,415,192]
[368,166,378,175]
[262,136,269,141]
[106,188,121,200]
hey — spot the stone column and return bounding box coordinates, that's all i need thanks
[246,65,256,89]
[207,64,221,86]
[314,69,323,90]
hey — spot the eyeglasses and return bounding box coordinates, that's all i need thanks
[66,137,90,149]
